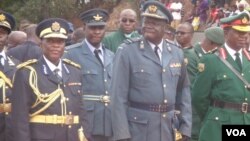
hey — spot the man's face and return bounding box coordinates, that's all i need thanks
[119,11,137,34]
[175,24,193,47]
[42,38,65,65]
[142,17,166,44]
[225,28,249,51]
[84,25,105,48]
[0,27,9,51]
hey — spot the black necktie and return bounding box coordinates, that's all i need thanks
[154,46,160,60]
[235,52,242,71]
[53,68,63,83]
[94,49,103,66]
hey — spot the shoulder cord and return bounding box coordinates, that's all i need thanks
[24,66,67,117]
[0,79,6,104]
[0,71,13,105]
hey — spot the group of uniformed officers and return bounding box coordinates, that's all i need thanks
[1,1,250,141]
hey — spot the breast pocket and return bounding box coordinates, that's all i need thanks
[67,83,82,96]
[131,67,152,87]
[82,69,98,91]
[215,73,233,86]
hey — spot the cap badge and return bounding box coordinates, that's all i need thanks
[148,5,157,13]
[0,14,6,21]
[93,14,102,21]
[242,17,248,24]
[51,22,61,32]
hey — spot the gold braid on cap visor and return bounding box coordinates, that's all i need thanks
[39,27,67,38]
[0,21,11,29]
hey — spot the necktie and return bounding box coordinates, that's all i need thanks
[53,68,63,83]
[235,52,242,71]
[154,46,160,60]
[94,49,103,66]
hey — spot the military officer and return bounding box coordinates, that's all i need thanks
[11,18,86,141]
[192,12,250,141]
[0,11,19,141]
[110,1,191,141]
[64,9,114,141]
[190,27,225,141]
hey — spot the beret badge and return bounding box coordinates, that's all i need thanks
[93,14,103,21]
[51,22,61,32]
[148,5,157,13]
[242,17,248,24]
[0,14,6,21]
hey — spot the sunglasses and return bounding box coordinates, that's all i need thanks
[175,31,192,35]
[121,18,136,23]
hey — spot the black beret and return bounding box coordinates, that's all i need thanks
[36,18,70,39]
[79,8,109,26]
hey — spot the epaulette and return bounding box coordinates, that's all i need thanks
[62,59,81,69]
[17,59,38,69]
[165,39,180,48]
[65,42,82,50]
[124,37,142,44]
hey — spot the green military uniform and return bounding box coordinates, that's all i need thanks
[103,29,140,53]
[192,12,250,141]
[191,27,225,141]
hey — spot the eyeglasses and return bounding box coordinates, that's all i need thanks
[175,31,193,35]
[121,18,136,23]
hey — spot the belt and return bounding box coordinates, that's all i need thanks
[212,100,250,113]
[0,103,11,113]
[30,115,79,125]
[83,95,110,103]
[130,101,174,113]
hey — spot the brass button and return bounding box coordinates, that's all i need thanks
[105,103,108,106]
[245,98,248,101]
[162,114,166,118]
[141,69,144,72]
[163,84,166,88]
[134,117,137,120]
[241,73,244,76]
[162,69,166,72]
[215,117,219,120]
[223,75,227,78]
[69,112,72,115]
[105,91,108,94]
[104,79,107,82]
[6,98,9,102]
[68,125,72,129]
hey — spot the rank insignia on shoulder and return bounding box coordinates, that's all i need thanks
[170,62,181,68]
[17,59,38,69]
[184,58,188,65]
[198,63,205,72]
[62,59,81,69]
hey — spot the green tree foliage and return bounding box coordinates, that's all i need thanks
[0,0,118,25]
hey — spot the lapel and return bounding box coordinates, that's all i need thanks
[242,51,250,72]
[224,47,241,72]
[162,41,173,68]
[3,56,16,74]
[103,47,112,68]
[141,39,161,66]
[62,62,70,83]
[39,58,61,85]
[82,41,102,66]
[194,43,205,58]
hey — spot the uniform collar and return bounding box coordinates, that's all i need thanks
[148,39,163,52]
[224,43,242,60]
[85,38,104,55]
[43,55,62,76]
